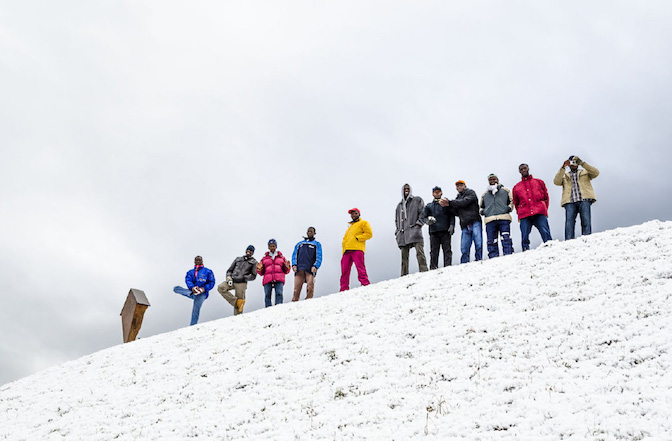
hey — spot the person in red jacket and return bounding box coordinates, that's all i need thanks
[512,163,553,251]
[256,239,291,307]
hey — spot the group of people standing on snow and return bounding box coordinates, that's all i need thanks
[397,156,599,274]
[174,155,598,326]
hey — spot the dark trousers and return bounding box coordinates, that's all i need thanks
[429,231,452,269]
[485,220,514,258]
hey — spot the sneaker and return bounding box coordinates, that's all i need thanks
[236,298,245,313]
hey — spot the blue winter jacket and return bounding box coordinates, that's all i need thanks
[291,238,323,272]
[185,266,216,299]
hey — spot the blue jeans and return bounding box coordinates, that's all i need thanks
[460,221,483,263]
[519,214,552,251]
[174,286,206,326]
[485,220,513,258]
[264,282,284,307]
[564,200,592,240]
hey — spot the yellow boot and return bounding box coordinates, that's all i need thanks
[235,298,245,313]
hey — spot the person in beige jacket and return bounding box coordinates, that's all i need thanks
[553,155,599,240]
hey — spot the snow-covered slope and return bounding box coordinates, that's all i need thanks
[2,222,671,440]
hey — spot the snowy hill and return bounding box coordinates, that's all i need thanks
[1,222,671,440]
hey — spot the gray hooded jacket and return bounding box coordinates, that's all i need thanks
[395,184,425,247]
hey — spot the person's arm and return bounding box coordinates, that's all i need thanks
[541,180,550,209]
[226,259,237,278]
[479,192,486,215]
[185,270,194,290]
[256,260,265,276]
[512,186,520,211]
[505,187,514,213]
[291,242,300,267]
[414,198,425,227]
[581,161,600,179]
[356,221,373,242]
[553,166,566,186]
[314,241,323,270]
[244,259,257,282]
[204,270,216,292]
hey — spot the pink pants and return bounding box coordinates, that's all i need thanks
[340,250,370,291]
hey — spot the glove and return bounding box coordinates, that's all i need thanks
[226,276,233,287]
[427,216,437,225]
[448,225,455,235]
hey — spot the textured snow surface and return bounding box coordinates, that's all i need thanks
[1,221,671,440]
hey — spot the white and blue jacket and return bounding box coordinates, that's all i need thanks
[291,238,323,272]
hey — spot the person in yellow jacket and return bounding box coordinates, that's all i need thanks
[340,208,373,291]
[553,155,599,240]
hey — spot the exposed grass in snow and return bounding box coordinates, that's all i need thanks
[1,221,671,440]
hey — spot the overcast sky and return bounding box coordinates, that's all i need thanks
[1,1,671,386]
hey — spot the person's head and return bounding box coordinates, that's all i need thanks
[432,186,442,199]
[519,163,529,177]
[348,208,360,221]
[455,180,466,193]
[403,184,410,198]
[194,256,203,266]
[568,155,579,172]
[245,245,255,257]
[306,226,316,239]
[268,239,277,253]
[488,173,499,185]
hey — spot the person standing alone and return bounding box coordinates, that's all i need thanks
[553,155,599,240]
[173,255,216,326]
[291,227,323,301]
[395,184,428,276]
[257,239,291,307]
[340,208,373,291]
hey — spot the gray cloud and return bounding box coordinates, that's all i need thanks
[1,1,671,385]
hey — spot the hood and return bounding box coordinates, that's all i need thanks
[401,183,413,200]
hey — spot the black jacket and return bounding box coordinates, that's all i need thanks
[226,256,258,283]
[450,188,482,229]
[423,200,455,234]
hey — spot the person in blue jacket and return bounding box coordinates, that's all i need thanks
[291,226,322,301]
[173,255,216,326]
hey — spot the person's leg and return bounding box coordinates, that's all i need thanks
[233,282,247,315]
[429,233,440,270]
[352,250,370,286]
[534,215,553,243]
[217,282,237,307]
[520,217,532,251]
[473,222,483,261]
[579,200,592,236]
[174,286,194,298]
[564,202,579,240]
[305,272,315,299]
[442,231,453,266]
[400,245,410,276]
[292,271,306,302]
[485,221,499,258]
[460,227,472,263]
[414,242,429,272]
[263,283,272,307]
[275,282,284,305]
[501,221,514,255]
[340,252,354,291]
[190,293,206,325]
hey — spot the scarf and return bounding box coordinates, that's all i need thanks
[194,264,203,279]
[487,184,499,195]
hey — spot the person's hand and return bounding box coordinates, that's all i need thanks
[292,265,297,273]
[448,225,455,235]
[427,216,437,225]
[311,266,317,275]
[573,156,582,165]
[563,160,571,168]
[284,259,291,269]
[439,198,450,207]
[256,262,264,272]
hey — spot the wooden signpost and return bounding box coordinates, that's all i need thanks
[120,288,150,343]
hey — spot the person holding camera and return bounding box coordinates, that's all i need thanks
[217,245,257,315]
[553,155,600,240]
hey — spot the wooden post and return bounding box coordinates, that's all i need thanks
[120,288,150,343]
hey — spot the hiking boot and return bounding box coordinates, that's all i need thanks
[236,299,245,313]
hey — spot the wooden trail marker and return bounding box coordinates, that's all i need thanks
[120,288,150,343]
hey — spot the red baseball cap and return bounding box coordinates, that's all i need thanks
[348,208,360,215]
